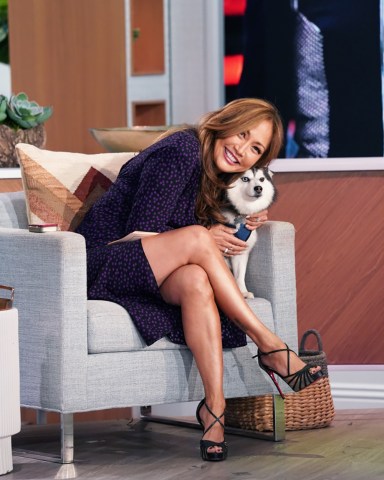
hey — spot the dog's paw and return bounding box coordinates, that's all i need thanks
[242,291,254,299]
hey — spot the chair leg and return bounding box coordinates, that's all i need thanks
[271,394,286,441]
[14,411,75,464]
[61,413,74,464]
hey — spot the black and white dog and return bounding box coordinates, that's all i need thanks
[222,167,277,298]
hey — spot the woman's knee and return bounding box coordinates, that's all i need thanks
[179,265,214,301]
[183,225,217,254]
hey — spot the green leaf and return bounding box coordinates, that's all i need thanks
[37,107,53,123]
[15,92,28,101]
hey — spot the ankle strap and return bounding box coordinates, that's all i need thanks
[253,343,294,375]
[252,344,292,359]
[204,402,225,435]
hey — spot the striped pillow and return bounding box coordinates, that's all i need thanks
[16,143,136,231]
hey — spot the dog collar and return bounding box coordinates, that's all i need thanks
[226,222,236,229]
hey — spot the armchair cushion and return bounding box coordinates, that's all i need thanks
[87,297,275,354]
[15,143,136,231]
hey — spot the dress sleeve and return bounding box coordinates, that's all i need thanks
[125,134,200,233]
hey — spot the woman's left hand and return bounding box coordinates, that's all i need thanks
[245,209,269,230]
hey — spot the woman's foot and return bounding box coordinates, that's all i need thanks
[254,339,322,397]
[196,398,227,461]
[259,343,321,377]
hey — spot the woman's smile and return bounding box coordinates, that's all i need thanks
[223,147,240,165]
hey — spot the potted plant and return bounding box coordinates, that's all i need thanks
[0,92,53,167]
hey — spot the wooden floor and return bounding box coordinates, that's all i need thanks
[8,409,384,480]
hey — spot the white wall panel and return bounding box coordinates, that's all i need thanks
[169,0,224,125]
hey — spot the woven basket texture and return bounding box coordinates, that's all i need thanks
[225,330,335,431]
[226,376,335,431]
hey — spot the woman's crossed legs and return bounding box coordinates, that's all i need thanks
[142,226,320,451]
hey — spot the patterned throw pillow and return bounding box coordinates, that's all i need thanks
[16,143,136,231]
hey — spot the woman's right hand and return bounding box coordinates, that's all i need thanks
[208,224,248,256]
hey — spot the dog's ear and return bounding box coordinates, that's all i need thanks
[263,167,274,179]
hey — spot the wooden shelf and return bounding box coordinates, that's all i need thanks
[132,101,166,126]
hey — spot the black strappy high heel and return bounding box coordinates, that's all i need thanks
[253,343,323,399]
[196,398,228,462]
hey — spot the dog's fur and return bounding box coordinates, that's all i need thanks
[222,167,277,298]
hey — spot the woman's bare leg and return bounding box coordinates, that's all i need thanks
[160,264,225,452]
[142,226,316,377]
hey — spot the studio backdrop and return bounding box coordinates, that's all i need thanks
[224,0,384,159]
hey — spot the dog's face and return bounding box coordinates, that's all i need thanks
[226,167,277,215]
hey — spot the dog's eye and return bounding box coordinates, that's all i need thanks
[241,177,250,182]
[259,177,265,182]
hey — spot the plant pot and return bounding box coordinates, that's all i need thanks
[0,124,46,168]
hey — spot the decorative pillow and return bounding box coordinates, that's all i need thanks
[16,143,136,231]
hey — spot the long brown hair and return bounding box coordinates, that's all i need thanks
[196,98,284,226]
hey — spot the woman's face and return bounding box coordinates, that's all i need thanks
[213,120,273,173]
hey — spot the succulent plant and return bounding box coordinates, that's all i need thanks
[4,92,53,129]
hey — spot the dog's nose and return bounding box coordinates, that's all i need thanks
[254,185,263,194]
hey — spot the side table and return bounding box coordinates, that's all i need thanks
[0,308,21,475]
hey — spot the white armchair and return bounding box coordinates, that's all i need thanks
[0,190,298,463]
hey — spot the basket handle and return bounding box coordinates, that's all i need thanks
[299,329,323,353]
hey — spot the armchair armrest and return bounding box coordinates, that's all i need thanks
[0,228,88,412]
[246,221,298,349]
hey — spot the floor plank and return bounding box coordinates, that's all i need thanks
[8,409,384,480]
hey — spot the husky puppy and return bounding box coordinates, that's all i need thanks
[222,167,277,298]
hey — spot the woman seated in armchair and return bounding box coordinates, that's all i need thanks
[76,98,322,462]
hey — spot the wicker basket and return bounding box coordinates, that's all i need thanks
[226,330,335,431]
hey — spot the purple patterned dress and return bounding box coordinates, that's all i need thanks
[76,130,246,348]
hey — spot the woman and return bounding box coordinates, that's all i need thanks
[76,98,322,462]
